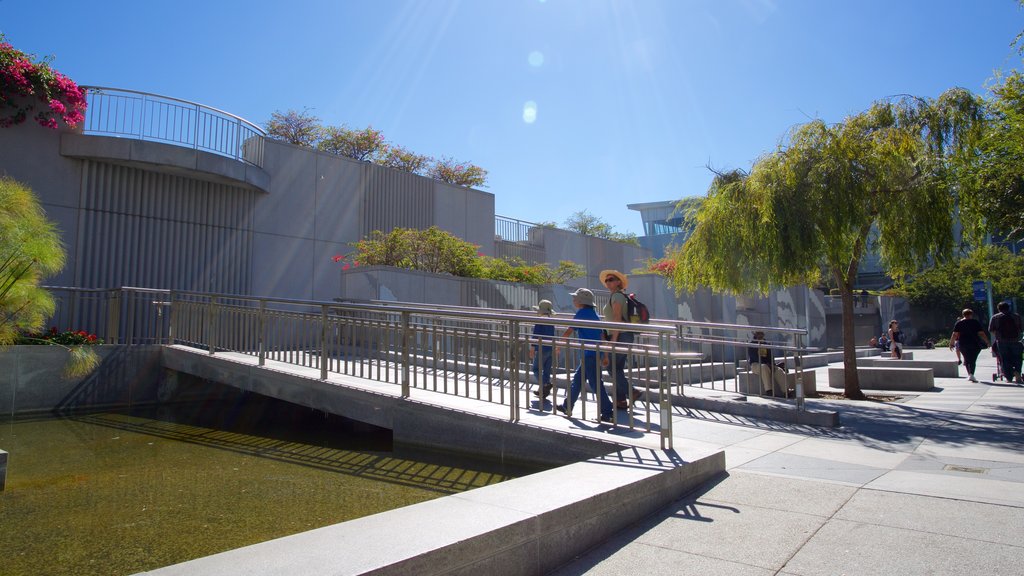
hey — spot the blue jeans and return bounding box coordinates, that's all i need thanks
[605,331,634,401]
[532,347,552,385]
[565,354,613,418]
[996,340,1023,379]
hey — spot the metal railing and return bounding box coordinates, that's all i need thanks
[81,86,266,168]
[34,287,814,449]
[494,215,548,265]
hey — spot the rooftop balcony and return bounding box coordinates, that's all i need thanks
[60,86,269,191]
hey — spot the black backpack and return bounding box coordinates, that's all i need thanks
[624,293,650,324]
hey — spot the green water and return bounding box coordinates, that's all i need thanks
[0,394,541,576]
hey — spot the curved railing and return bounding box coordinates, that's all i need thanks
[80,86,266,168]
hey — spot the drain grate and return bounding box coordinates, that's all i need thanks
[944,465,988,474]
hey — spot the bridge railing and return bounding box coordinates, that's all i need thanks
[34,287,810,448]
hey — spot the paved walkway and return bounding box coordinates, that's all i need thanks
[550,348,1024,575]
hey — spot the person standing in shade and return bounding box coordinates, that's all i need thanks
[530,299,556,398]
[888,320,905,359]
[599,269,643,409]
[989,301,1023,384]
[557,288,614,423]
[950,309,990,382]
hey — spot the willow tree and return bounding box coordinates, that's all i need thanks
[668,89,984,399]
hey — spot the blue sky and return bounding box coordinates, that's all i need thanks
[3,0,1023,235]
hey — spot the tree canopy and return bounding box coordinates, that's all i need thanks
[563,210,639,246]
[898,245,1024,318]
[668,89,985,398]
[956,70,1024,241]
[264,108,323,147]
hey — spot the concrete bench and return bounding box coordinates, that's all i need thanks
[737,370,817,396]
[857,358,958,378]
[827,366,934,391]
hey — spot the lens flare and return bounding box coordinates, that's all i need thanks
[522,101,537,124]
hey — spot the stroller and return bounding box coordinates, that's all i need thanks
[992,343,1006,382]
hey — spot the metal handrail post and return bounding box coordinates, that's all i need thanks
[126,291,136,346]
[138,93,146,139]
[320,305,329,380]
[167,291,176,344]
[258,299,266,366]
[509,320,519,422]
[401,311,411,398]
[795,332,806,411]
[207,295,217,355]
[193,103,200,151]
[659,333,673,450]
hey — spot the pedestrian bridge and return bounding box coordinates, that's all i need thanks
[42,287,821,574]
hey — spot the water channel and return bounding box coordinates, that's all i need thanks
[0,388,546,576]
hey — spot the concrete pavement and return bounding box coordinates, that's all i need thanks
[550,348,1024,575]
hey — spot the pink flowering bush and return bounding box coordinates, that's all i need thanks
[0,35,87,129]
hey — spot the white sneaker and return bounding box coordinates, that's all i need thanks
[968,375,978,382]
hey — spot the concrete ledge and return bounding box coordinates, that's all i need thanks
[138,448,725,576]
[644,387,839,427]
[736,370,817,396]
[61,133,270,192]
[857,358,958,378]
[827,366,934,391]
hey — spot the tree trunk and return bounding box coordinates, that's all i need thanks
[840,286,867,400]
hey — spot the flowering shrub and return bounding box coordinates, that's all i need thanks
[645,259,676,277]
[17,326,104,346]
[0,35,87,129]
[428,156,488,188]
[336,227,584,284]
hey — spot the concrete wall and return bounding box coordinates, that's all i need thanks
[0,345,165,415]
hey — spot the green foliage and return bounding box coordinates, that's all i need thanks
[0,176,64,345]
[428,156,488,188]
[264,108,323,147]
[897,245,1024,312]
[670,90,984,297]
[345,227,583,284]
[563,210,639,246]
[668,90,985,398]
[0,177,100,377]
[955,70,1024,241]
[351,227,479,276]
[318,125,387,161]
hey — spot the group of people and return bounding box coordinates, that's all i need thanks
[949,301,1023,383]
[528,269,643,423]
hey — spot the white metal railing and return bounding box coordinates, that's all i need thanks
[36,287,814,449]
[81,86,266,168]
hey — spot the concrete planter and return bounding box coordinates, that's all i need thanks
[0,344,163,416]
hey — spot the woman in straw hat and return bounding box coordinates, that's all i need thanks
[600,269,643,409]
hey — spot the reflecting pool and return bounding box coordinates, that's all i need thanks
[0,391,542,576]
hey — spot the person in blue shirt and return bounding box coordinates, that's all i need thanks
[530,299,556,398]
[557,288,614,423]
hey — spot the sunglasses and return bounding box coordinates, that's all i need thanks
[604,277,618,283]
